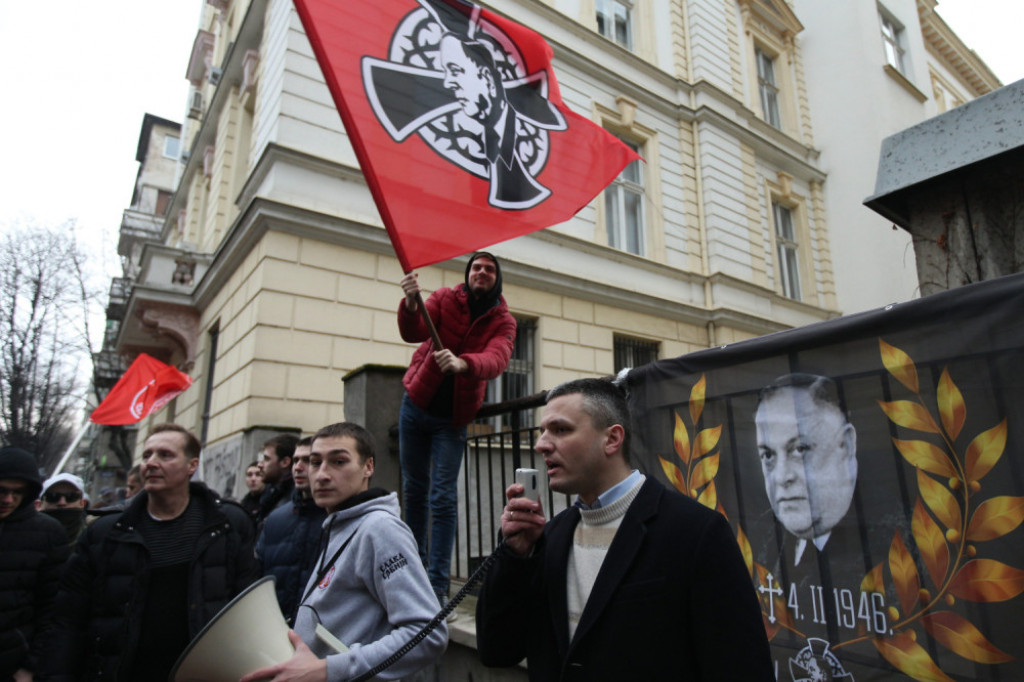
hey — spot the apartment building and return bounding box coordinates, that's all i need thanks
[101,0,997,498]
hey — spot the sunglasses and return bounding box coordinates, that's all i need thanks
[43,491,83,504]
[0,485,27,499]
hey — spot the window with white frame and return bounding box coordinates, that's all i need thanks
[164,135,181,159]
[880,13,906,74]
[596,0,632,50]
[773,202,801,300]
[484,317,536,428]
[606,139,645,255]
[756,48,782,129]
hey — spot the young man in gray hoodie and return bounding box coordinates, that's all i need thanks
[242,422,447,682]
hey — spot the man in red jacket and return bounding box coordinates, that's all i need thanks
[397,251,516,605]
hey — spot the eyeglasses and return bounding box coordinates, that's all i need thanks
[43,491,83,504]
[0,485,27,499]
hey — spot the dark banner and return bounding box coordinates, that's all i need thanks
[626,273,1024,681]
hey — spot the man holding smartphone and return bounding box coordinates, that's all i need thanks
[476,378,773,680]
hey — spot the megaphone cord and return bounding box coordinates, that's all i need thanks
[348,539,505,682]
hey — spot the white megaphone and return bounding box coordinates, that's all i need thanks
[170,576,294,682]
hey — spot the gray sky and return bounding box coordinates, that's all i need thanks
[0,0,1020,278]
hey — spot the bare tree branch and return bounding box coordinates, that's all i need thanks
[0,221,101,473]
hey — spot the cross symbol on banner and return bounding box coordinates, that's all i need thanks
[758,572,783,623]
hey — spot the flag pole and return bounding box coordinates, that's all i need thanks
[50,417,91,477]
[414,291,444,351]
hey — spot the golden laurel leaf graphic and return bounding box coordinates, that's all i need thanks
[891,438,957,478]
[947,559,1024,603]
[689,451,720,492]
[692,425,722,462]
[664,375,719,508]
[967,495,1024,542]
[874,631,954,682]
[689,374,706,427]
[888,531,920,616]
[878,399,942,434]
[671,411,696,464]
[965,419,1007,483]
[658,457,685,491]
[697,478,717,509]
[673,412,691,465]
[937,368,966,442]
[917,468,962,533]
[870,338,1021,677]
[921,611,1013,664]
[879,339,920,394]
[912,497,951,589]
[861,562,885,594]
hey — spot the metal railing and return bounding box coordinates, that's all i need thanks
[451,392,573,585]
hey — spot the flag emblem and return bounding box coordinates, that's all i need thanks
[363,0,567,210]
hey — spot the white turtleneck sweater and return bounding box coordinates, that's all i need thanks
[566,474,645,640]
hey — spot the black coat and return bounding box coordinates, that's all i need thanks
[255,490,326,621]
[42,482,258,681]
[476,477,774,681]
[0,503,70,677]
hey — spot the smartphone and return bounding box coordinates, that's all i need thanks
[514,468,540,503]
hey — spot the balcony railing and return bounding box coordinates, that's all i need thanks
[106,277,132,321]
[451,392,574,585]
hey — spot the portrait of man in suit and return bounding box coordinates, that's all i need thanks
[754,372,858,563]
[436,30,557,208]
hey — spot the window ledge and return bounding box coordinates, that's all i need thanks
[884,64,928,103]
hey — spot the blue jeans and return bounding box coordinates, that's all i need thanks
[399,393,467,596]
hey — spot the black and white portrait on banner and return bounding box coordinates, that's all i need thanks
[625,273,1024,681]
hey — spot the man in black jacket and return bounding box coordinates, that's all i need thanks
[255,436,325,621]
[476,379,773,680]
[256,433,298,526]
[45,424,258,681]
[0,447,70,682]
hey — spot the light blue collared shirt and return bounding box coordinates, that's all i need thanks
[575,469,642,510]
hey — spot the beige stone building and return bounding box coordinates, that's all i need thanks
[100,0,998,502]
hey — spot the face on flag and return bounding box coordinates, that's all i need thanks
[294,0,640,271]
[363,2,568,211]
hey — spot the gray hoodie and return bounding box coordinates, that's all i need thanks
[295,491,447,680]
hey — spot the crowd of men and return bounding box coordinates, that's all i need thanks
[0,253,772,680]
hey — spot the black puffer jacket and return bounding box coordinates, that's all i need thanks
[254,490,326,621]
[0,447,70,678]
[43,482,258,681]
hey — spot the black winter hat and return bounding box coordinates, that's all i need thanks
[0,446,44,500]
[464,251,503,299]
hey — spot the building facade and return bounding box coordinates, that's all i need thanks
[795,0,1000,313]
[102,0,997,499]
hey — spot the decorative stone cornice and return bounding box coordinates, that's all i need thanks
[138,304,201,372]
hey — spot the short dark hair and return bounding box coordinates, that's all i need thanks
[263,434,299,463]
[147,423,202,459]
[297,436,314,448]
[245,460,261,471]
[127,464,141,478]
[546,378,631,462]
[311,422,376,464]
[757,373,847,420]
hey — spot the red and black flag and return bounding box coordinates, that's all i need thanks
[293,0,640,271]
[90,353,192,426]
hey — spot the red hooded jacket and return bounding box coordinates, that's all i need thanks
[398,285,516,426]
